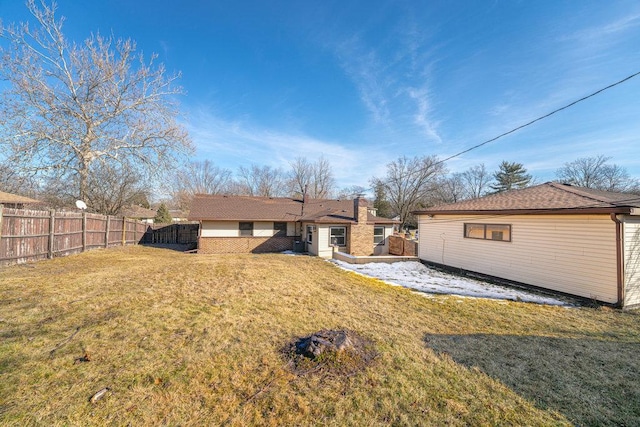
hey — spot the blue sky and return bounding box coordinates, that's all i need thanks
[2,0,640,190]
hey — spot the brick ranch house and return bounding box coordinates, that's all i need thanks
[188,194,397,257]
[414,182,640,308]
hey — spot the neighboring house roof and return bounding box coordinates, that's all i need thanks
[414,182,640,215]
[121,206,157,219]
[188,194,397,224]
[169,209,188,218]
[0,191,40,205]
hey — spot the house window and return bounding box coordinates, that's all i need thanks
[274,222,287,237]
[464,223,511,242]
[239,222,253,236]
[307,225,313,243]
[329,226,346,247]
[374,226,385,245]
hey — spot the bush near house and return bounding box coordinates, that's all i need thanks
[0,246,639,426]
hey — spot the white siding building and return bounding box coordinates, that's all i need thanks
[414,183,640,308]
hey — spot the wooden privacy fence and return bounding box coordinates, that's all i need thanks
[0,206,148,267]
[389,234,418,257]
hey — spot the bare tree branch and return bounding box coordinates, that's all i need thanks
[0,1,192,201]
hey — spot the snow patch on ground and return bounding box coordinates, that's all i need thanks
[330,260,570,306]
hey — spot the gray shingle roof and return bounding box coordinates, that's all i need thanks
[414,182,640,215]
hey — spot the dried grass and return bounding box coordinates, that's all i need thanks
[0,246,638,426]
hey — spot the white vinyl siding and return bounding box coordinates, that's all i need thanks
[201,221,241,237]
[317,226,334,258]
[417,214,618,304]
[201,221,295,238]
[253,222,273,237]
[623,216,640,307]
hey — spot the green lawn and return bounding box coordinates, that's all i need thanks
[1,246,639,426]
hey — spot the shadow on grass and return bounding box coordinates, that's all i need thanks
[140,243,196,252]
[424,333,640,427]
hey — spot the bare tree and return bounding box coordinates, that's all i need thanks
[556,155,639,192]
[40,161,149,214]
[236,164,287,197]
[172,160,232,210]
[84,163,149,215]
[372,155,445,230]
[0,163,38,196]
[336,185,367,199]
[433,173,466,204]
[288,156,336,199]
[461,163,491,198]
[0,1,192,201]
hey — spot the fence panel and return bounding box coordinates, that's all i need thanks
[0,206,152,267]
[389,234,418,257]
[53,211,84,257]
[86,213,105,249]
[0,208,50,265]
[107,216,123,247]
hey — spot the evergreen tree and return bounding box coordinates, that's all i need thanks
[373,182,393,218]
[490,161,532,193]
[154,203,173,223]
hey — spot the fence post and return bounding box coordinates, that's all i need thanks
[0,205,4,244]
[48,209,55,259]
[105,215,110,248]
[122,217,126,246]
[133,220,138,245]
[82,211,87,252]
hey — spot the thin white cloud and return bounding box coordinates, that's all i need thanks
[329,19,442,145]
[407,86,442,143]
[565,13,640,42]
[334,36,391,124]
[186,106,391,188]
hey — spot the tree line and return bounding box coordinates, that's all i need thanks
[0,2,638,229]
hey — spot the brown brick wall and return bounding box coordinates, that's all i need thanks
[349,198,375,256]
[349,222,374,256]
[198,236,295,254]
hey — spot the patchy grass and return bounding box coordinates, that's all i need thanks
[0,246,639,426]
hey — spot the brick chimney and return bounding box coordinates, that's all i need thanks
[354,197,368,223]
[350,197,373,255]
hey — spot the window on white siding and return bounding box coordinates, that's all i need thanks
[274,222,287,236]
[374,226,385,244]
[307,225,313,243]
[464,223,511,242]
[329,226,346,246]
[239,222,254,236]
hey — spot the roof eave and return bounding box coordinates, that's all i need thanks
[413,207,633,216]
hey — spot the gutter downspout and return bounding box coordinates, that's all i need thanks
[610,213,624,307]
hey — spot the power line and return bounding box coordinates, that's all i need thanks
[437,70,640,166]
[349,70,640,199]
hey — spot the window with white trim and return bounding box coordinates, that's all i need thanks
[274,222,287,236]
[239,222,254,236]
[464,223,511,242]
[374,226,385,245]
[329,226,346,246]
